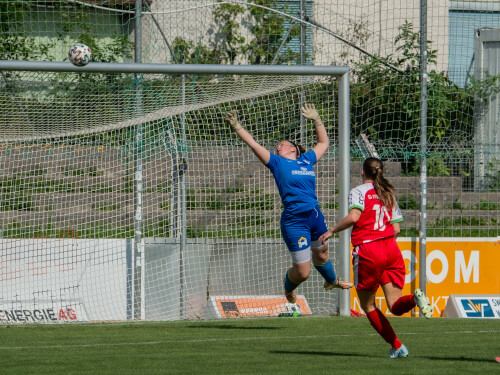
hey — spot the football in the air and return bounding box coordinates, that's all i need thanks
[68,43,92,66]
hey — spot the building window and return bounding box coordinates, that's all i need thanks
[277,0,313,65]
[448,2,500,87]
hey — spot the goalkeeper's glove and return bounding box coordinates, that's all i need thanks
[301,103,320,121]
[225,110,242,131]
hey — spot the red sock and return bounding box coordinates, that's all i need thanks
[390,295,416,316]
[366,308,402,349]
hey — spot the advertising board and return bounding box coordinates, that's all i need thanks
[350,238,500,318]
[204,295,311,319]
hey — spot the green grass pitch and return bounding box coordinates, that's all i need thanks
[1,316,499,374]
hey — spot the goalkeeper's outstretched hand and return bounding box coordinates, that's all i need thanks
[301,103,320,121]
[225,110,242,131]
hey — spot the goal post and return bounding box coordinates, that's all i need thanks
[0,60,350,76]
[0,61,351,321]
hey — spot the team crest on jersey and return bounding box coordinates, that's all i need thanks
[298,237,308,248]
[358,191,364,204]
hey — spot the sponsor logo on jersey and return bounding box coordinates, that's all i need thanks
[292,169,315,176]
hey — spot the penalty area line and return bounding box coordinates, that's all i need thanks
[1,329,500,351]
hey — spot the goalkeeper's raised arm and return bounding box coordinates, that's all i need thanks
[301,103,329,161]
[225,110,270,165]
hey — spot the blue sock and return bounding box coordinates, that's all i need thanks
[314,259,337,284]
[284,270,299,292]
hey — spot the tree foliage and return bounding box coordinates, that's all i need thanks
[0,3,55,63]
[350,22,476,147]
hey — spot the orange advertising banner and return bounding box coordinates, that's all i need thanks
[350,238,500,317]
[205,295,311,319]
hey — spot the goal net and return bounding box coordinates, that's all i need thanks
[0,66,348,322]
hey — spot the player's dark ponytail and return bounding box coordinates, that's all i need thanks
[363,157,396,209]
[290,141,306,157]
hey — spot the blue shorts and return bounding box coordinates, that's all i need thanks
[280,205,328,254]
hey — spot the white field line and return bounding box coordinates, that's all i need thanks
[1,330,499,351]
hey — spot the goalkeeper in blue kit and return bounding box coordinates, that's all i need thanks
[225,104,352,304]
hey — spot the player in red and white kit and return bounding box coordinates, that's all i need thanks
[319,157,432,359]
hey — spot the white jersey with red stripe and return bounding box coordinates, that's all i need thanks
[348,182,403,246]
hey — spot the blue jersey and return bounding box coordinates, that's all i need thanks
[265,150,318,214]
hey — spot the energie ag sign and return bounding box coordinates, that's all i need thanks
[0,303,88,322]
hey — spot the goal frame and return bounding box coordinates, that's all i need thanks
[0,60,352,317]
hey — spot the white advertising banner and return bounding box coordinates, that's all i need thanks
[443,294,500,318]
[0,239,128,323]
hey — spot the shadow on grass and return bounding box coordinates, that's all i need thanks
[270,350,365,358]
[187,324,281,330]
[419,355,496,364]
[276,350,495,363]
[273,351,499,364]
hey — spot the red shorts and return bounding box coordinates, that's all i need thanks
[352,237,405,291]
